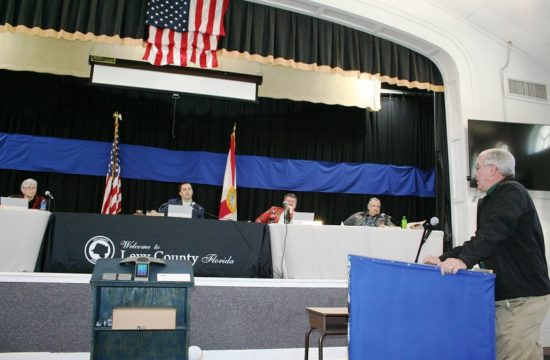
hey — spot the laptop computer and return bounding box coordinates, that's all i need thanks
[292,211,315,225]
[167,204,193,218]
[0,197,28,209]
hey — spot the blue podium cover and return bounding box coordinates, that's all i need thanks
[348,255,496,360]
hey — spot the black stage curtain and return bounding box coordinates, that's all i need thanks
[0,0,147,39]
[434,92,453,249]
[0,70,438,225]
[221,0,443,89]
[0,0,443,89]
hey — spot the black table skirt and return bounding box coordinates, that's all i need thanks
[38,212,272,278]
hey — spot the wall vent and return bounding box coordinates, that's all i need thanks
[507,78,547,102]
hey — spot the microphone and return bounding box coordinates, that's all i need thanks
[158,203,168,213]
[414,216,439,263]
[190,202,220,220]
[282,202,293,224]
[423,217,439,241]
[423,216,439,230]
[44,190,55,211]
[203,210,221,219]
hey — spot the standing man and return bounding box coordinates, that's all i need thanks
[343,197,395,227]
[159,182,205,218]
[424,148,550,359]
[255,193,297,224]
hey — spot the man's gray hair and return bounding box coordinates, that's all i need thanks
[368,197,380,207]
[21,178,38,189]
[481,148,515,177]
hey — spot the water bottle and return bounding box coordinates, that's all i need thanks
[40,198,47,211]
[401,216,407,229]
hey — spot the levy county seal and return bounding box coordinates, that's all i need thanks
[84,236,115,264]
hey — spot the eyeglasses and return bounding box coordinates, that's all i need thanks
[22,186,37,189]
[475,164,492,171]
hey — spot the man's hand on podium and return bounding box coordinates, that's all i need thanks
[422,255,467,276]
[437,258,467,276]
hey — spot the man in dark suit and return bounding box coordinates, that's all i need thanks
[159,182,205,218]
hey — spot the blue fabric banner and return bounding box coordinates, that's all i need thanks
[0,132,435,196]
[348,255,495,360]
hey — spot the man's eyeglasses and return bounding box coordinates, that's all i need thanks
[475,164,492,171]
[22,186,37,189]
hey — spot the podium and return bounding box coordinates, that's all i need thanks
[90,258,194,360]
[348,255,496,360]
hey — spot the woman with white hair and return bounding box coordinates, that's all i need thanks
[15,178,47,209]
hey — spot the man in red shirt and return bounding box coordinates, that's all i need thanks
[255,193,297,224]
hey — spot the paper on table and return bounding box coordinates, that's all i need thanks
[157,273,191,282]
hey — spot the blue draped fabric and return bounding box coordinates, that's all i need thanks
[348,255,496,360]
[0,132,435,196]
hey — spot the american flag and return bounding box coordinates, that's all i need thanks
[101,112,122,215]
[143,0,230,68]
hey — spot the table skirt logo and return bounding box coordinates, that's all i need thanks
[84,236,116,264]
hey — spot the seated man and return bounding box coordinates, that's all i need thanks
[158,182,205,218]
[343,197,395,227]
[255,193,297,224]
[12,178,47,209]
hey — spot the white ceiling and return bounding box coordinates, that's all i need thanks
[431,0,550,69]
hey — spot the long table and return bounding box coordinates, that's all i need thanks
[269,224,444,279]
[0,207,51,272]
[39,212,272,278]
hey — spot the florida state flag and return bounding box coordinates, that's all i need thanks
[218,124,237,220]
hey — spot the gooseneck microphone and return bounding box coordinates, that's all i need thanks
[45,190,55,211]
[282,202,291,224]
[158,203,168,213]
[191,202,222,220]
[423,216,439,241]
[423,216,440,229]
[414,216,439,263]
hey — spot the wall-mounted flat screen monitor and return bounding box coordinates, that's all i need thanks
[468,119,550,191]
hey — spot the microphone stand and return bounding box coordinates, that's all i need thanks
[414,227,432,263]
[47,197,55,212]
[191,203,222,220]
[204,210,222,220]
[45,194,55,212]
[283,206,290,224]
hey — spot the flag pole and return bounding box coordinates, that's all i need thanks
[111,112,122,177]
